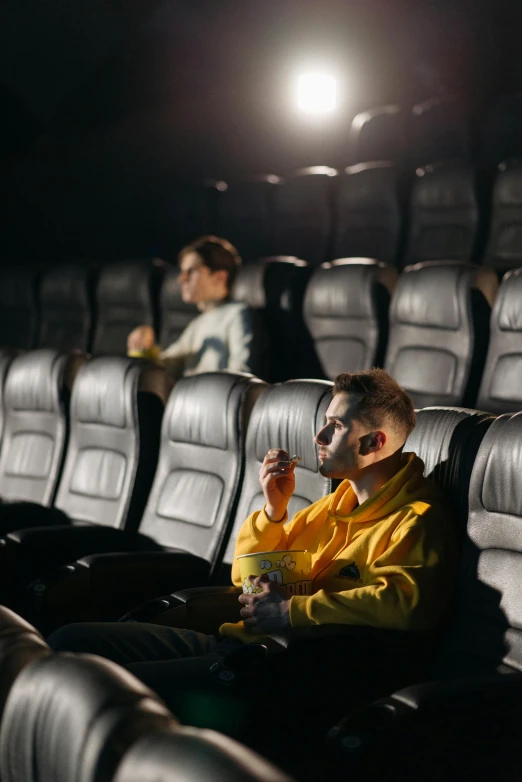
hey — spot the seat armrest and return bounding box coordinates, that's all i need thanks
[124,585,243,634]
[28,551,210,631]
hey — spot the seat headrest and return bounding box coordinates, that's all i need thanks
[495,163,522,205]
[414,164,476,207]
[469,412,522,525]
[394,262,497,329]
[306,260,396,319]
[5,350,69,413]
[160,268,199,314]
[113,727,294,782]
[0,268,38,307]
[0,653,175,782]
[495,268,522,330]
[72,357,164,427]
[40,265,92,307]
[98,261,166,306]
[252,380,332,473]
[167,372,262,449]
[233,258,307,311]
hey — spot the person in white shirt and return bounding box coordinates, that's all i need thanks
[127,236,259,379]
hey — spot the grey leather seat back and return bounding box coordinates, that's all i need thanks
[385,261,497,408]
[476,268,522,413]
[349,105,405,164]
[405,407,494,527]
[232,257,310,382]
[223,380,334,567]
[334,163,402,264]
[411,96,469,166]
[139,372,267,571]
[54,357,167,531]
[404,163,479,266]
[303,259,396,379]
[274,167,337,267]
[37,264,96,352]
[0,653,175,782]
[220,176,280,262]
[114,727,293,782]
[159,268,198,348]
[93,261,166,356]
[436,412,522,677]
[483,162,522,273]
[0,350,16,446]
[0,267,39,350]
[0,350,83,505]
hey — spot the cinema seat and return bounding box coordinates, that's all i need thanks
[403,162,481,267]
[0,356,167,602]
[0,267,39,350]
[483,161,522,274]
[273,167,337,266]
[326,412,522,781]
[113,726,294,782]
[303,258,396,379]
[476,268,522,413]
[410,96,469,167]
[0,349,85,517]
[0,653,175,782]
[23,372,266,628]
[220,176,280,263]
[348,105,405,165]
[36,264,97,352]
[384,261,497,407]
[158,266,198,348]
[92,260,167,356]
[333,163,402,265]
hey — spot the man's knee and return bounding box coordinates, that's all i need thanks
[47,622,102,652]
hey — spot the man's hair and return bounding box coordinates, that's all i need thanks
[333,368,416,441]
[178,235,241,289]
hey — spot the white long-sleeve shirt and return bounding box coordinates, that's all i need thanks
[159,300,257,378]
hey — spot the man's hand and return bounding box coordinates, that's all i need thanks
[260,448,296,522]
[238,574,292,633]
[127,324,156,352]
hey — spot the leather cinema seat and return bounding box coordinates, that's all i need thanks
[476,268,522,413]
[220,176,280,263]
[0,349,84,509]
[327,412,522,781]
[37,264,97,352]
[0,653,175,782]
[121,379,333,630]
[24,372,266,626]
[411,96,469,167]
[384,261,498,407]
[349,105,405,165]
[333,162,402,265]
[92,260,167,356]
[483,161,522,274]
[113,727,294,782]
[273,167,337,267]
[404,162,480,267]
[480,93,522,170]
[0,606,50,720]
[0,267,39,350]
[0,349,17,448]
[303,258,397,379]
[1,357,167,595]
[232,257,310,381]
[159,267,198,348]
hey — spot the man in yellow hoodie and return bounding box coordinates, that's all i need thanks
[48,369,457,725]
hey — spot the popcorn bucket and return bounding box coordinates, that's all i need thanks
[237,550,312,596]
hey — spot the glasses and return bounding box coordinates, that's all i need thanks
[178,265,203,280]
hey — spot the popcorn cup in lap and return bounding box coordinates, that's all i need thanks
[237,550,312,596]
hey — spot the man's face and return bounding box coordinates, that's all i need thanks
[177,252,225,304]
[314,392,375,479]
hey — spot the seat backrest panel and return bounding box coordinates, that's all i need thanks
[37,264,96,352]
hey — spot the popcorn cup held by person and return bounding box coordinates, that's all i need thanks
[237,549,312,596]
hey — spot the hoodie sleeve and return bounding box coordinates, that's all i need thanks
[289,507,457,632]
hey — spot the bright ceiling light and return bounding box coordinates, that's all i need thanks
[297,72,337,114]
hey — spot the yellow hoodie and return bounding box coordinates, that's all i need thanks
[220,453,457,641]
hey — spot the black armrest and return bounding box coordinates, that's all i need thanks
[0,502,71,536]
[122,585,243,634]
[27,550,210,631]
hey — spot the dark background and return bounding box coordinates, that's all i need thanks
[1,0,521,262]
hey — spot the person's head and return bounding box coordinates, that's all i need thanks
[314,368,416,480]
[177,236,241,308]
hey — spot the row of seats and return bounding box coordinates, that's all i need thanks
[0,609,292,781]
[2,388,522,778]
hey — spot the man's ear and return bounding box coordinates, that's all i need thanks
[371,431,386,452]
[213,268,229,287]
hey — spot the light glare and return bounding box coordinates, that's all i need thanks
[297,73,337,114]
